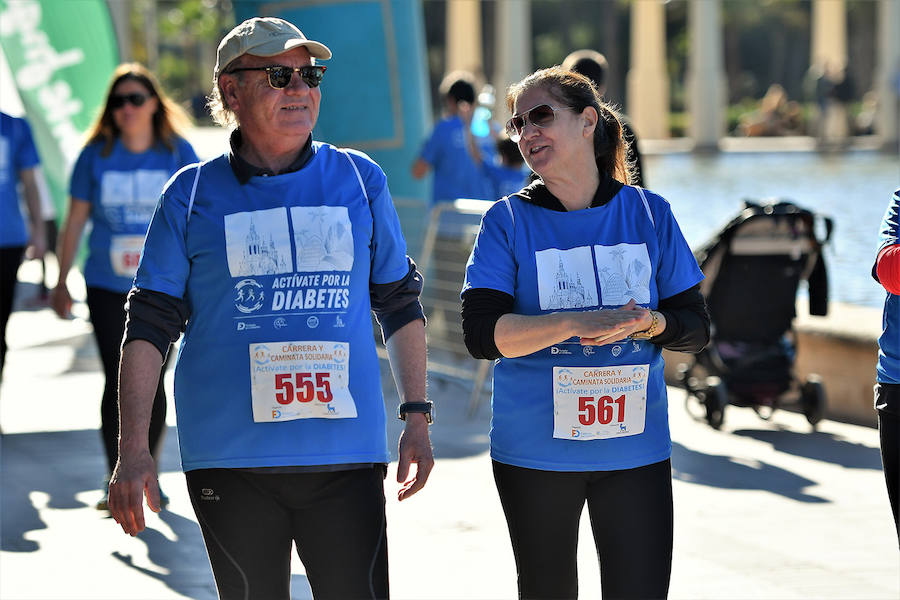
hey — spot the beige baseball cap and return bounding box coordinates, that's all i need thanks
[214,17,332,80]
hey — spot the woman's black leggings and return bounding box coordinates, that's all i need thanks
[86,286,167,474]
[0,246,25,378]
[493,459,673,600]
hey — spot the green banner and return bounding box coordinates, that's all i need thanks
[0,0,119,218]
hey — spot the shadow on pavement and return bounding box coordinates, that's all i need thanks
[1,429,102,552]
[730,427,883,470]
[112,508,219,600]
[671,441,828,503]
[0,427,182,553]
[11,281,49,313]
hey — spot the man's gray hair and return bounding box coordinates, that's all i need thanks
[207,82,237,128]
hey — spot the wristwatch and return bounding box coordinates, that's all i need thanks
[631,310,660,340]
[398,401,434,424]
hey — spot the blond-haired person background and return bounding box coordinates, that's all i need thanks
[52,63,198,510]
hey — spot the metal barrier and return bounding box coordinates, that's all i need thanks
[418,199,495,417]
[373,198,494,417]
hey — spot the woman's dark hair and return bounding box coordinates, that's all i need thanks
[84,62,191,157]
[506,66,633,185]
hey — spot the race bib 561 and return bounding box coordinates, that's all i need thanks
[553,364,648,440]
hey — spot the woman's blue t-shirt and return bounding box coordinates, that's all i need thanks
[69,137,198,292]
[463,186,703,471]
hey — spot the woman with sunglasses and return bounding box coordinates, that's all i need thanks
[462,66,709,599]
[52,63,198,510]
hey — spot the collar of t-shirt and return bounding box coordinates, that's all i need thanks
[514,172,624,212]
[228,129,314,184]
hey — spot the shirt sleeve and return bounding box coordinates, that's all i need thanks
[123,287,190,357]
[463,199,517,296]
[873,189,900,281]
[460,287,514,360]
[345,151,411,285]
[370,258,425,342]
[877,189,900,254]
[651,283,710,352]
[14,118,40,171]
[133,165,196,298]
[646,191,705,299]
[69,145,95,201]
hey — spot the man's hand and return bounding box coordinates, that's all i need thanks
[50,284,72,319]
[108,449,161,536]
[396,414,433,501]
[27,230,46,260]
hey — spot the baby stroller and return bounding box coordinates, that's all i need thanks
[677,199,834,429]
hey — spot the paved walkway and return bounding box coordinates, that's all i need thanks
[1,261,898,599]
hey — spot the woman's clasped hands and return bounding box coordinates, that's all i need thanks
[574,299,651,346]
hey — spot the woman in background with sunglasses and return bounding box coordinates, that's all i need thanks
[52,63,198,510]
[462,66,709,599]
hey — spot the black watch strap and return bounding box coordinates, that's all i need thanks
[398,401,434,424]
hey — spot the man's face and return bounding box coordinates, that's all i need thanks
[222,47,321,146]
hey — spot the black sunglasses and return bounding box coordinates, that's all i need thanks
[110,93,151,109]
[505,104,572,142]
[226,65,327,89]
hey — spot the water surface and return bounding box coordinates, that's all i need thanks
[644,151,898,309]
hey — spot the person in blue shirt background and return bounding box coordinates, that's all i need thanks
[411,71,493,205]
[51,63,198,510]
[873,187,900,543]
[461,66,709,598]
[482,135,531,199]
[460,110,530,200]
[0,111,46,385]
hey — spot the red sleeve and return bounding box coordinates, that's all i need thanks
[877,244,900,295]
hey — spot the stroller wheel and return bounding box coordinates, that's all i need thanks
[675,362,690,385]
[801,375,827,427]
[704,377,727,430]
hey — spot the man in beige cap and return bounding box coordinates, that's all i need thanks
[108,16,432,599]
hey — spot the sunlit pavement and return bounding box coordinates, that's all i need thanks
[1,259,897,600]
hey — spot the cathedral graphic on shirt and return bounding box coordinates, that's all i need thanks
[238,219,288,275]
[547,256,590,309]
[225,207,293,277]
[536,246,598,310]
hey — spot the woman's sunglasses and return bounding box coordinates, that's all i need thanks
[505,104,571,142]
[226,65,327,89]
[110,93,151,109]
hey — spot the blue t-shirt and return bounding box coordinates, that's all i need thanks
[876,188,900,385]
[69,137,198,292]
[463,186,704,471]
[419,116,494,205]
[0,112,41,248]
[135,143,412,472]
